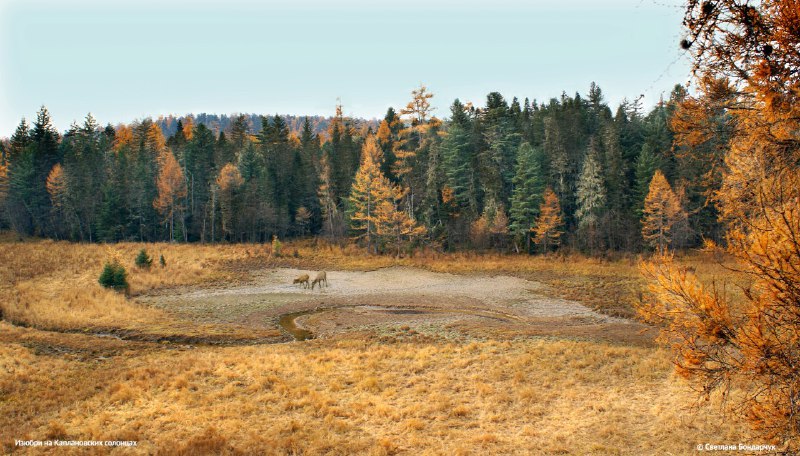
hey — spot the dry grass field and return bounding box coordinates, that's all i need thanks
[0,236,754,455]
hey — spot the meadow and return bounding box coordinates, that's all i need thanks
[0,236,753,455]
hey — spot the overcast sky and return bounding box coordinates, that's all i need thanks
[0,0,691,136]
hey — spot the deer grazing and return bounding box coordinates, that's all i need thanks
[292,273,310,289]
[311,271,328,290]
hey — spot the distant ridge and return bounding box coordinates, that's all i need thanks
[154,113,380,139]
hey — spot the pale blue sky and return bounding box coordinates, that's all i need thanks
[0,0,690,136]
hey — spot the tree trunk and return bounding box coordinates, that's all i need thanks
[211,186,216,243]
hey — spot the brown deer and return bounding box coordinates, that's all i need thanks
[311,271,328,290]
[292,273,310,289]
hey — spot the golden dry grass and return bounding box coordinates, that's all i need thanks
[0,236,753,454]
[2,324,750,455]
[0,239,280,340]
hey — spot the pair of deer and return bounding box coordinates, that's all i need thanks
[293,271,328,290]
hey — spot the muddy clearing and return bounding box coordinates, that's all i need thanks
[139,266,651,345]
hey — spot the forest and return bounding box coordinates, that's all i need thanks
[0,83,721,254]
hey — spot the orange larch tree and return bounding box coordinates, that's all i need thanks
[216,163,243,242]
[46,163,76,238]
[373,185,426,257]
[153,149,187,242]
[0,156,7,207]
[532,187,563,253]
[639,0,800,448]
[349,135,391,253]
[641,170,684,255]
[394,85,436,217]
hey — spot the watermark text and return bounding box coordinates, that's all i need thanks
[15,439,138,448]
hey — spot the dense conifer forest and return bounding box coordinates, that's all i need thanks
[0,83,724,253]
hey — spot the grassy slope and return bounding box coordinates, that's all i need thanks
[2,325,749,455]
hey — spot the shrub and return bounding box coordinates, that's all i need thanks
[271,235,282,257]
[135,249,153,269]
[99,262,128,292]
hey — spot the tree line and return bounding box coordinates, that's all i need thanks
[0,82,726,253]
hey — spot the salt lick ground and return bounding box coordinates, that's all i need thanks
[0,237,753,455]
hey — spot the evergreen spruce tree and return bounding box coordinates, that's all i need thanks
[479,92,519,206]
[29,106,61,236]
[544,117,570,215]
[215,131,234,171]
[377,108,401,182]
[600,120,631,250]
[184,123,215,240]
[135,248,153,269]
[509,142,545,252]
[99,261,128,292]
[318,149,342,239]
[97,126,132,241]
[299,117,322,233]
[575,139,607,227]
[575,139,607,251]
[216,163,243,241]
[441,101,477,219]
[230,114,249,153]
[8,118,31,161]
[7,149,37,234]
[97,168,128,242]
[634,143,661,217]
[4,120,34,233]
[128,121,163,241]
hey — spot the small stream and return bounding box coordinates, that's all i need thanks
[277,310,316,341]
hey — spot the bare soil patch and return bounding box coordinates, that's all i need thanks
[140,266,652,345]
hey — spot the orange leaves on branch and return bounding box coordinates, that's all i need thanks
[638,243,800,442]
[644,1,800,444]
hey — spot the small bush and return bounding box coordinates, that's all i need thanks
[160,255,166,268]
[271,235,282,257]
[99,262,128,292]
[135,249,153,269]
